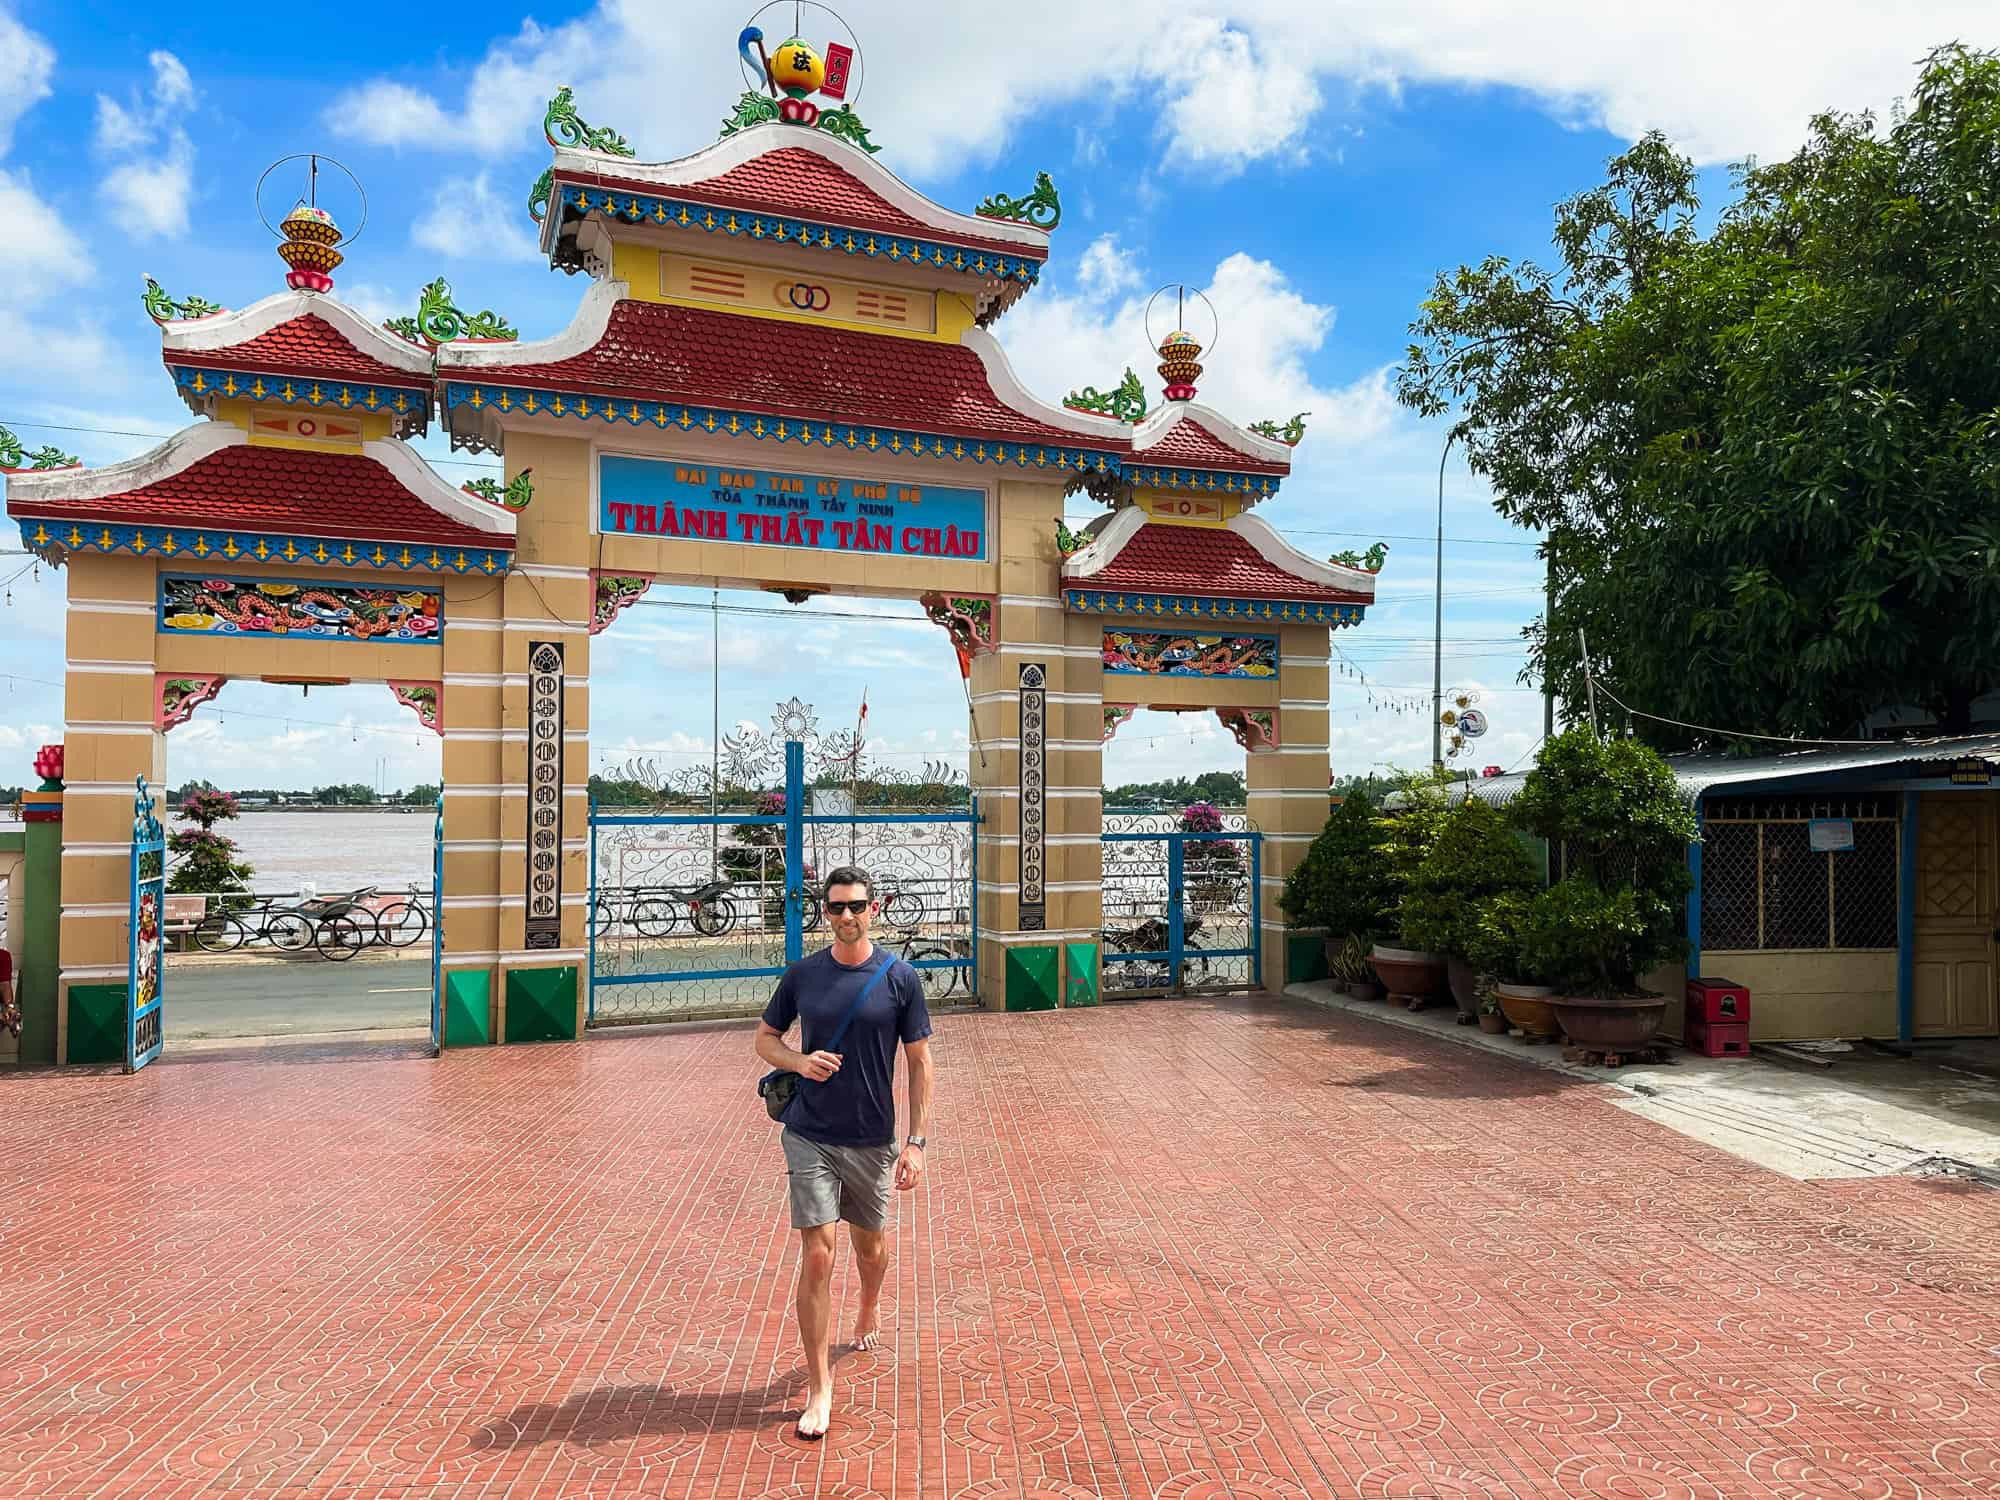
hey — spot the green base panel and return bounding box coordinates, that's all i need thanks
[505,965,578,1043]
[67,983,127,1066]
[1286,932,1329,985]
[1005,945,1058,1012]
[1063,941,1100,1007]
[444,969,492,1047]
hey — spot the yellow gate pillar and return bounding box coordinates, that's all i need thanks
[968,480,1101,1011]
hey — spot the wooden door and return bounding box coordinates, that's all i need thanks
[1912,793,2000,1037]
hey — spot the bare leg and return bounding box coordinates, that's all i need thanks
[848,1222,890,1350]
[795,1224,838,1438]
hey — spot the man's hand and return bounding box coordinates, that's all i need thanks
[894,1144,925,1191]
[797,1050,842,1082]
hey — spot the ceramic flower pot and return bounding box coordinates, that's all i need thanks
[1446,955,1480,1020]
[1477,1011,1509,1034]
[1549,993,1667,1051]
[1369,945,1448,1001]
[1493,981,1562,1041]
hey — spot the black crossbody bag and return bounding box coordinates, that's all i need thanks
[758,952,895,1122]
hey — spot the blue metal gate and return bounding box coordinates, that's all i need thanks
[429,797,443,1055]
[1100,809,1261,997]
[590,735,978,1025]
[127,776,165,1072]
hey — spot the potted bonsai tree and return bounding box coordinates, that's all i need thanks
[1505,729,1698,1053]
[1280,791,1393,991]
[1400,795,1538,1023]
[1467,888,1564,1041]
[1368,774,1453,1004]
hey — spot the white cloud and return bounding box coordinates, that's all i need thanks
[0,8,53,157]
[335,281,407,326]
[999,247,1392,447]
[325,1,1991,186]
[1158,19,1318,175]
[101,135,195,238]
[93,49,197,239]
[1075,234,1142,300]
[0,167,90,301]
[411,170,542,262]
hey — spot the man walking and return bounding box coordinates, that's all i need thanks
[754,866,932,1440]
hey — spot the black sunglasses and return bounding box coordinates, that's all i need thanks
[824,898,871,915]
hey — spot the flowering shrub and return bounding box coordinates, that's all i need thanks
[166,786,253,895]
[1179,801,1224,833]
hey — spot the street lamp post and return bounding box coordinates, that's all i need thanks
[1432,426,1461,773]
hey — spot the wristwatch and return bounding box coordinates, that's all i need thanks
[905,1135,927,1149]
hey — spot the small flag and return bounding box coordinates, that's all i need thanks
[822,42,854,100]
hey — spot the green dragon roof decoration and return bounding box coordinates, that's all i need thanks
[1064,368,1146,424]
[718,92,880,154]
[385,278,519,347]
[0,424,79,472]
[462,469,535,512]
[1248,412,1310,445]
[531,85,636,225]
[976,171,1060,231]
[141,275,224,324]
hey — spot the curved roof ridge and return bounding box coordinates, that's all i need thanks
[1132,403,1292,476]
[549,129,1051,253]
[161,290,435,380]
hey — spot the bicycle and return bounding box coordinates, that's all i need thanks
[889,926,967,1000]
[194,886,380,961]
[1100,913,1211,992]
[369,883,429,948]
[627,879,739,938]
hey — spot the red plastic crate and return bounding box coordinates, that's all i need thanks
[1685,976,1749,1025]
[1686,1016,1751,1058]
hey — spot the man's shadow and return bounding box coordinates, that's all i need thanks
[485,1347,881,1447]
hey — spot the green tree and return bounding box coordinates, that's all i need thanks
[1399,44,2000,740]
[1280,791,1394,939]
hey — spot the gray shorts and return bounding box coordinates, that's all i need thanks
[781,1126,897,1232]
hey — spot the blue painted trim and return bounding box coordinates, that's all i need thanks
[801,812,976,825]
[20,519,509,575]
[443,382,1133,481]
[1066,589,1364,626]
[585,794,597,1027]
[970,796,980,999]
[552,183,1044,285]
[168,363,430,420]
[126,777,165,1073]
[431,796,444,1053]
[1251,834,1264,990]
[1687,801,1704,978]
[590,812,787,826]
[784,741,805,963]
[594,965,790,985]
[1898,791,1919,1042]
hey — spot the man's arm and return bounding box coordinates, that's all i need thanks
[754,1020,840,1081]
[895,1036,932,1191]
[902,1037,932,1138]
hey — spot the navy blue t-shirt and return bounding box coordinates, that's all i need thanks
[762,947,931,1147]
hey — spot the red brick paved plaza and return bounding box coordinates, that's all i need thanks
[4,996,1999,1498]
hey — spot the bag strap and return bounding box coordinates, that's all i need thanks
[825,951,896,1054]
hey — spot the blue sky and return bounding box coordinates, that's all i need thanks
[0,1,1980,794]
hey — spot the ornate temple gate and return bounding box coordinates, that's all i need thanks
[589,711,978,1025]
[126,778,165,1072]
[5,66,1379,1063]
[1100,807,1261,997]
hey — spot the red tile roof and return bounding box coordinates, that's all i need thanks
[570,147,1044,257]
[9,444,502,551]
[459,300,1113,448]
[1079,523,1364,602]
[166,314,431,389]
[1139,414,1288,476]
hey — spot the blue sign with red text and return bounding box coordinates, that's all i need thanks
[598,455,988,561]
